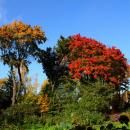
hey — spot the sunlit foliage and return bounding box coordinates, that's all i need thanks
[66,34,129,87]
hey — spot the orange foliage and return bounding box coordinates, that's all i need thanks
[37,80,50,113]
[37,94,50,113]
[0,21,46,48]
[0,78,7,87]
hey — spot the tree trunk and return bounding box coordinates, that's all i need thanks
[11,65,17,106]
[18,64,23,86]
[50,81,55,93]
[17,64,25,95]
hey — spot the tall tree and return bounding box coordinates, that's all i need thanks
[56,34,129,89]
[0,21,46,105]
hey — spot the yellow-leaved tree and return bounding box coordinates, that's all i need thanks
[37,80,50,113]
[0,21,46,105]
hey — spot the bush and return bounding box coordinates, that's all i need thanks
[0,124,20,130]
[122,126,128,130]
[120,112,130,120]
[50,81,112,126]
[106,123,114,130]
[119,115,129,126]
[87,126,93,130]
[1,103,39,125]
[23,115,45,125]
[70,125,86,130]
[100,125,105,130]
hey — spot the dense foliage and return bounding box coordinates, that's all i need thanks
[0,21,130,129]
[66,34,128,87]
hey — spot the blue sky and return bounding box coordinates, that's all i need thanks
[0,0,130,88]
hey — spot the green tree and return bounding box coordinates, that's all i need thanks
[56,36,70,60]
[38,47,68,92]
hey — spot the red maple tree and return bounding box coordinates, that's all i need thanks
[67,34,129,86]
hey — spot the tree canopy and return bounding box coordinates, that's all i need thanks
[0,21,46,68]
[62,34,129,87]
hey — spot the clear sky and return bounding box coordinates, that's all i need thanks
[0,0,130,89]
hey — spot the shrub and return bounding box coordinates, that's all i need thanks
[51,81,111,126]
[106,123,114,130]
[119,115,129,126]
[37,94,50,113]
[120,112,130,120]
[100,125,105,130]
[87,126,93,130]
[2,103,39,125]
[121,126,128,130]
[70,125,86,130]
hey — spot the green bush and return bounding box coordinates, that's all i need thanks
[119,115,129,126]
[1,103,39,125]
[50,80,112,126]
